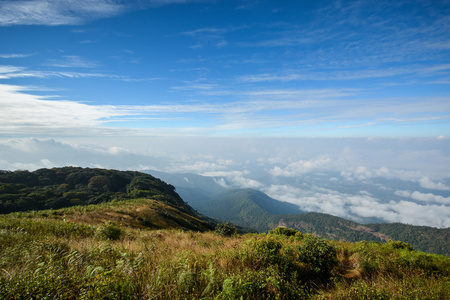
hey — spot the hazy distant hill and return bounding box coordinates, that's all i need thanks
[146,170,226,196]
[143,171,450,255]
[195,188,303,232]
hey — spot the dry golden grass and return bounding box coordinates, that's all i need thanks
[1,201,449,299]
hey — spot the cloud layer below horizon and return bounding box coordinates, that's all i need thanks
[1,137,449,228]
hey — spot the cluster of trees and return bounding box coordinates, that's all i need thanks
[0,167,186,214]
[367,222,450,256]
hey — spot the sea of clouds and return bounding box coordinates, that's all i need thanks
[1,136,449,228]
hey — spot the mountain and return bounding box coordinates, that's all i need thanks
[279,213,450,256]
[1,168,449,298]
[0,167,214,232]
[143,171,450,256]
[367,222,450,256]
[191,188,303,232]
[145,170,226,196]
[195,188,449,255]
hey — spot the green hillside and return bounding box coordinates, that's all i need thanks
[195,188,303,232]
[1,167,449,299]
[0,167,214,232]
[186,187,450,256]
[278,213,388,243]
[0,167,194,213]
[367,222,450,257]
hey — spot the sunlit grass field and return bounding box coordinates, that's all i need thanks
[1,201,449,299]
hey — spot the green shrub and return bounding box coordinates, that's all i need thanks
[387,239,414,251]
[245,237,283,268]
[214,222,238,236]
[298,235,338,281]
[269,226,303,240]
[96,221,122,240]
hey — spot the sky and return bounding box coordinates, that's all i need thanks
[0,0,449,137]
[1,0,450,227]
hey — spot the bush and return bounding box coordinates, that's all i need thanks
[269,226,302,239]
[387,239,414,251]
[298,235,338,281]
[214,222,238,237]
[244,237,283,268]
[96,221,122,240]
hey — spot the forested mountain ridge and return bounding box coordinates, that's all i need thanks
[0,167,188,214]
[186,188,304,232]
[1,167,449,256]
[0,167,214,231]
[174,185,449,256]
[278,213,450,256]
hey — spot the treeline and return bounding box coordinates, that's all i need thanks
[279,213,386,243]
[0,167,186,214]
[279,213,450,256]
[367,222,450,257]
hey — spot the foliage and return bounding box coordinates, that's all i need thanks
[269,226,303,240]
[192,190,450,255]
[0,167,189,215]
[0,207,449,299]
[1,167,449,298]
[298,234,338,281]
[214,222,238,236]
[96,221,122,240]
[367,222,449,256]
[387,239,414,251]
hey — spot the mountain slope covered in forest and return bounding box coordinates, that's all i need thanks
[152,170,450,256]
[0,167,214,232]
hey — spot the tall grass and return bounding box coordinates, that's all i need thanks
[1,213,449,299]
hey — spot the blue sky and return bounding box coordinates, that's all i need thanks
[1,1,450,227]
[1,0,449,137]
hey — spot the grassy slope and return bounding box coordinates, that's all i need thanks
[1,167,449,298]
[0,204,449,299]
[17,198,214,232]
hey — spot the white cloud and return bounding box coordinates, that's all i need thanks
[0,65,26,75]
[200,170,263,189]
[1,137,450,227]
[0,66,120,80]
[0,138,169,171]
[264,183,450,228]
[0,84,118,133]
[0,0,126,26]
[0,53,34,58]
[0,0,212,26]
[342,165,450,191]
[418,176,450,191]
[395,190,450,205]
[269,157,331,177]
[44,55,100,68]
[1,75,449,137]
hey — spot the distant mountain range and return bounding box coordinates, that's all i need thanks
[146,170,450,256]
[0,167,448,256]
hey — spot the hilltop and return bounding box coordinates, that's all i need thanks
[0,167,213,232]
